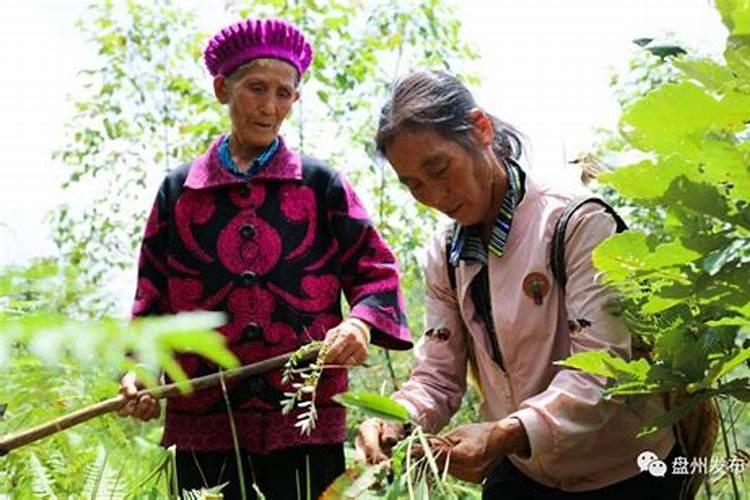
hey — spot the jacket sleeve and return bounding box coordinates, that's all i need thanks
[325,172,411,350]
[132,181,171,318]
[509,204,632,459]
[392,231,469,433]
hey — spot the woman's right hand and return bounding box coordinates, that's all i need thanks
[355,418,405,464]
[117,371,161,422]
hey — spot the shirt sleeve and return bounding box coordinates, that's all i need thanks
[392,231,469,433]
[132,181,171,318]
[509,204,632,459]
[325,172,412,350]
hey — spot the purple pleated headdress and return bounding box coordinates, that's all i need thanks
[204,18,313,77]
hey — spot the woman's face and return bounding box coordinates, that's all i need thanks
[384,127,496,226]
[214,58,299,151]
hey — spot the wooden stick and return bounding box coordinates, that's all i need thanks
[0,348,318,455]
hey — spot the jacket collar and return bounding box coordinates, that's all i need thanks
[185,135,302,189]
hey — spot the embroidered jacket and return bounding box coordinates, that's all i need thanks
[133,135,412,453]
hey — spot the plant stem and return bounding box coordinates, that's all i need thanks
[219,370,247,500]
[717,398,741,499]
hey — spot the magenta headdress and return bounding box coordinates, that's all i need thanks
[204,18,313,78]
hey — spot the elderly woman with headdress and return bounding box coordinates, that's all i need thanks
[118,18,412,498]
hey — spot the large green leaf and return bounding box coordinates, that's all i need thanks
[712,346,750,381]
[593,231,650,282]
[716,0,750,37]
[655,329,711,381]
[598,158,690,200]
[699,139,750,202]
[593,231,700,283]
[557,351,651,380]
[333,391,410,422]
[643,241,702,269]
[674,58,736,90]
[663,177,748,230]
[620,82,748,155]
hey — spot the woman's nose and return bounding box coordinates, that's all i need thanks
[258,96,274,115]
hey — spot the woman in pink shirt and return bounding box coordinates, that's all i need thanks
[357,70,688,499]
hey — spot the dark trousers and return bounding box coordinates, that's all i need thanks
[483,445,687,500]
[174,444,345,500]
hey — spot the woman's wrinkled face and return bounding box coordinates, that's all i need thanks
[214,58,299,150]
[384,128,495,226]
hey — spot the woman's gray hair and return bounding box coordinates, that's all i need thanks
[224,58,301,87]
[375,71,523,161]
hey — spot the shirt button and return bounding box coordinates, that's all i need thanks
[240,224,256,239]
[241,271,257,286]
[242,322,264,341]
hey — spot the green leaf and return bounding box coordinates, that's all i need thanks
[620,82,744,155]
[716,0,750,37]
[699,139,750,201]
[599,159,684,200]
[674,58,736,90]
[637,392,710,437]
[159,330,239,369]
[655,329,710,381]
[642,295,688,314]
[557,351,651,380]
[593,231,650,282]
[333,391,410,422]
[643,241,702,269]
[712,346,750,381]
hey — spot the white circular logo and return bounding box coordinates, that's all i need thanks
[637,450,659,472]
[648,460,668,477]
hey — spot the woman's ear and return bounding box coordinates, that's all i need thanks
[213,75,229,104]
[469,108,494,147]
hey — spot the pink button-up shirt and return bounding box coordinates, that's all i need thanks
[394,174,674,491]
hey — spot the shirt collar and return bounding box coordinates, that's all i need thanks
[185,134,302,190]
[218,134,280,179]
[448,158,526,266]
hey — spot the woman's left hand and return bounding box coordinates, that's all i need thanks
[324,318,371,366]
[433,418,530,484]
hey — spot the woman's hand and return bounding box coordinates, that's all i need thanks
[434,418,529,483]
[324,317,371,366]
[117,372,161,422]
[355,418,406,464]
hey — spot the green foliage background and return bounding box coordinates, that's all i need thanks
[1,0,748,498]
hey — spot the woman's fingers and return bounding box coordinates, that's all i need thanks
[117,371,161,421]
[356,419,391,464]
[324,324,368,366]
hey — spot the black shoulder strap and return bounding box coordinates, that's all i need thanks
[445,228,457,290]
[550,197,627,291]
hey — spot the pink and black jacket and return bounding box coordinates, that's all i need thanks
[133,135,412,453]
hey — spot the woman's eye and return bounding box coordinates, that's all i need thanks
[434,162,450,177]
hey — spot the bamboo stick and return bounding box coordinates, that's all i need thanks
[0,349,317,455]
